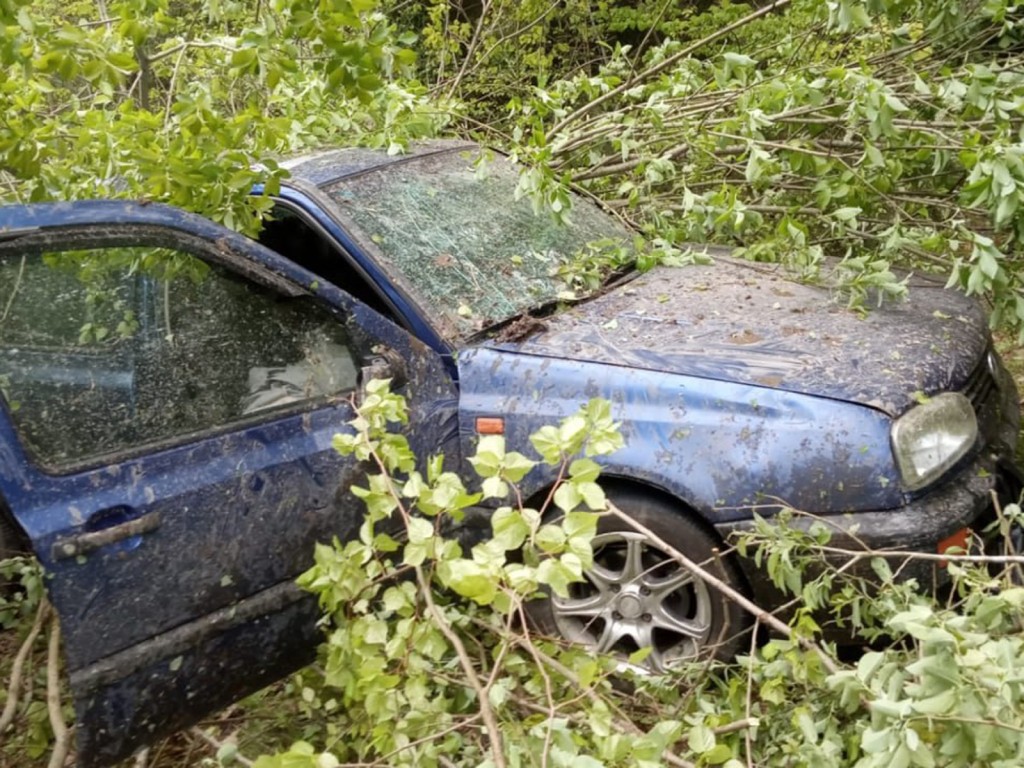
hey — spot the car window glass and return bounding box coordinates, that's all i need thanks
[324,149,633,337]
[0,252,134,349]
[0,247,357,470]
[257,206,397,320]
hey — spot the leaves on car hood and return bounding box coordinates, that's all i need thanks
[487,258,989,416]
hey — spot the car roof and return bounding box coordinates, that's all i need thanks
[279,138,478,188]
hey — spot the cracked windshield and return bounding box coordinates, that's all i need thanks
[325,148,633,337]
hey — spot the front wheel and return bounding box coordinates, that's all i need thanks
[530,487,749,672]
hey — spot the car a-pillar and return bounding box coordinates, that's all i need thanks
[524,478,751,671]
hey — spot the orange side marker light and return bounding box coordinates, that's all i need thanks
[476,417,505,435]
[937,527,969,567]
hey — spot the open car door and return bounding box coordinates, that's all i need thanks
[0,202,459,766]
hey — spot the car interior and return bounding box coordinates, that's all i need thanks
[256,204,401,325]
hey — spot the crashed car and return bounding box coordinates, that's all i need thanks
[0,140,1019,766]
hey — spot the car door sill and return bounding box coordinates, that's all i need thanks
[69,578,308,691]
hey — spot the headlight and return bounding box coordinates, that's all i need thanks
[891,392,978,491]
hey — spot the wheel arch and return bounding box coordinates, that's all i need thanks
[525,472,735,556]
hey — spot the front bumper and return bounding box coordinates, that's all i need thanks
[716,450,1023,610]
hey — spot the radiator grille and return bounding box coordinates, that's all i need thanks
[961,352,996,412]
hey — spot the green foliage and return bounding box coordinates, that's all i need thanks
[554,236,711,294]
[0,556,43,630]
[728,507,1024,767]
[263,382,1024,768]
[494,0,1024,331]
[268,384,636,766]
[0,0,446,231]
[0,557,61,766]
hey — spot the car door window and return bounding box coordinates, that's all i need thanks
[0,247,357,470]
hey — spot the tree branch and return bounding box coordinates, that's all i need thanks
[46,614,71,768]
[546,0,792,139]
[0,599,50,733]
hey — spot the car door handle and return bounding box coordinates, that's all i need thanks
[51,510,161,561]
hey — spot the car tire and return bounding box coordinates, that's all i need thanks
[528,485,750,671]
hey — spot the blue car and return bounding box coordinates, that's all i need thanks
[0,140,1019,766]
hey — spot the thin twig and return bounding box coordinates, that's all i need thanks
[604,502,843,677]
[445,0,562,95]
[362,443,508,768]
[743,617,759,768]
[414,565,506,767]
[547,0,792,138]
[811,545,1024,565]
[514,601,559,768]
[0,254,26,331]
[164,46,188,128]
[189,727,254,767]
[443,0,493,100]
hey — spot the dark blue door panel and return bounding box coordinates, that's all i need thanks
[72,582,318,768]
[7,406,359,671]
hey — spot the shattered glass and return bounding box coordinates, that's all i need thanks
[325,149,633,337]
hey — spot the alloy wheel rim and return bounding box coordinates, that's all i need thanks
[550,531,712,672]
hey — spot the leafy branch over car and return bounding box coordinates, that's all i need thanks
[1,141,1022,766]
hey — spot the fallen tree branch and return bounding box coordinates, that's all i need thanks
[546,0,792,138]
[604,502,842,676]
[46,614,71,768]
[0,598,50,734]
[363,441,508,768]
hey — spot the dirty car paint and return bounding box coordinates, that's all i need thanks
[0,201,459,767]
[456,346,902,518]
[504,258,990,417]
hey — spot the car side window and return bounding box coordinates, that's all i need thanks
[0,247,358,471]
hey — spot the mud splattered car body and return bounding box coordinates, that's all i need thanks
[0,140,1019,766]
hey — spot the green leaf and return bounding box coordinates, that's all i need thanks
[703,744,735,765]
[530,425,563,464]
[492,506,530,550]
[568,458,601,482]
[688,723,715,753]
[470,435,506,477]
[536,524,567,553]
[911,688,957,714]
[537,558,573,596]
[439,559,497,604]
[502,450,536,481]
[403,540,428,567]
[553,482,582,513]
[406,517,434,544]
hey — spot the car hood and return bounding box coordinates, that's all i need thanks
[487,257,989,416]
